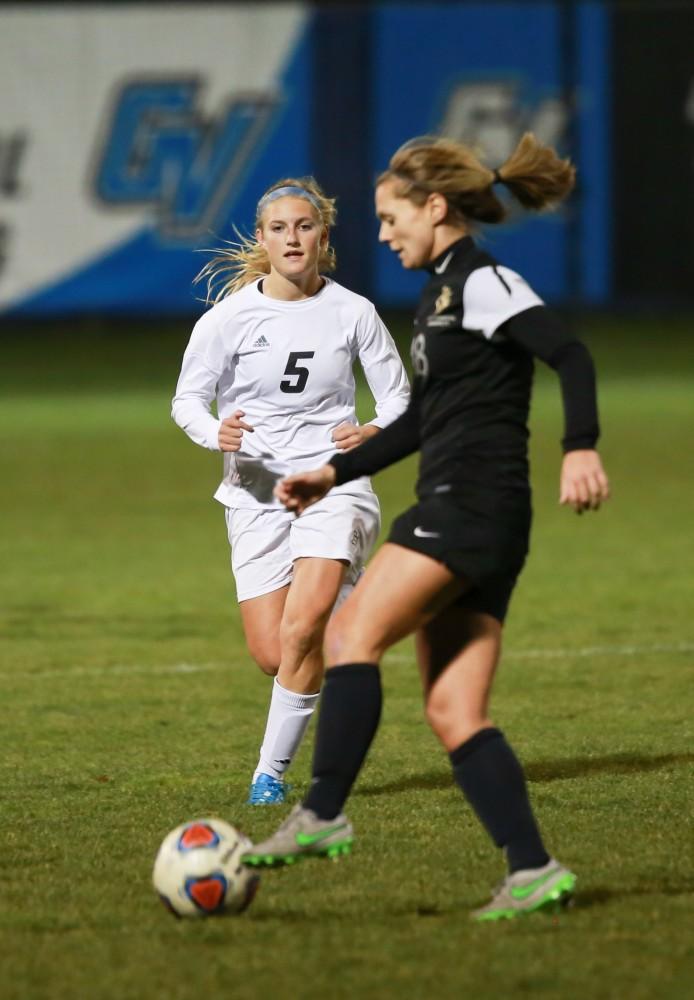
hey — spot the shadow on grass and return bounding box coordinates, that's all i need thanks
[356,751,694,797]
[577,882,694,908]
[247,878,694,922]
[526,751,694,783]
[355,770,451,797]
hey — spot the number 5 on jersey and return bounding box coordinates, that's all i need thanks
[280,351,315,394]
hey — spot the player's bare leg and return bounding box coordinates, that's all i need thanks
[245,557,346,804]
[416,606,501,750]
[325,543,464,664]
[239,586,287,675]
[246,544,464,856]
[278,556,347,693]
[416,603,573,919]
[245,541,464,816]
[238,558,347,686]
[246,545,573,914]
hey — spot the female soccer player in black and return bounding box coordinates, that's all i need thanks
[244,133,611,921]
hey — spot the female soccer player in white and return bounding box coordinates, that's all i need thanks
[172,177,409,804]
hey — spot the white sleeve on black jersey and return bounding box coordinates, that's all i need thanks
[462,266,544,340]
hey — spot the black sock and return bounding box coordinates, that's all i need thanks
[303,663,382,820]
[450,728,550,873]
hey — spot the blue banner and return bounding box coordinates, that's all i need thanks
[0,3,610,316]
[371,2,611,305]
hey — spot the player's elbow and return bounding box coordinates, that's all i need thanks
[547,338,595,376]
[171,396,184,427]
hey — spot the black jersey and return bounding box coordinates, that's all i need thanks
[329,236,599,498]
[412,236,542,496]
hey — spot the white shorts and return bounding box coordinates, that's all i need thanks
[225,491,381,602]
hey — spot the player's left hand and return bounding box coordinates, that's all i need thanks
[331,422,380,451]
[559,449,611,514]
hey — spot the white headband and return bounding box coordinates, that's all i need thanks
[257,185,321,214]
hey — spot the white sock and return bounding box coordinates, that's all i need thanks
[253,678,320,781]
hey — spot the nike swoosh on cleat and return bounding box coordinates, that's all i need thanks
[295,824,348,847]
[510,869,563,901]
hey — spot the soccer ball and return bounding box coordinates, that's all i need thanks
[153,818,259,918]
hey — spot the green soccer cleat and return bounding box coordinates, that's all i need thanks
[242,804,354,868]
[472,858,576,922]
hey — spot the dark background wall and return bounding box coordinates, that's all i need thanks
[613,3,694,301]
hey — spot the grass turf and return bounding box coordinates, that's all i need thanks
[0,315,693,999]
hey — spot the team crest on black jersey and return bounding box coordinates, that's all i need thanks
[427,284,457,328]
[435,285,452,314]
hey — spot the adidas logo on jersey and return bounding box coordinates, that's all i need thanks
[252,334,270,349]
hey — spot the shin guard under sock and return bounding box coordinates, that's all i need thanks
[450,727,549,873]
[304,663,382,820]
[254,678,320,780]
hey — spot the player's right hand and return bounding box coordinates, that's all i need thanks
[559,449,610,513]
[274,465,337,514]
[218,410,254,452]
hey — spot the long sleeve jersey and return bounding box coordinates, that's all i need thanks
[328,237,599,497]
[172,277,410,508]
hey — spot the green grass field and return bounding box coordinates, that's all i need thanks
[1,314,692,1000]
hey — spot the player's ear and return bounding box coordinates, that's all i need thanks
[255,226,265,246]
[428,193,448,226]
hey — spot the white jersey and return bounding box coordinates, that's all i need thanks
[172,277,410,509]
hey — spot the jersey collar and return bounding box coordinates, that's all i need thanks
[426,236,475,275]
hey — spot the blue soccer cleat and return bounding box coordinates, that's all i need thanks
[247,773,288,806]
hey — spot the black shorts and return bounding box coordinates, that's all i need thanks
[387,493,531,623]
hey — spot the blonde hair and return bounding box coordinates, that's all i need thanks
[195,177,337,304]
[377,132,575,225]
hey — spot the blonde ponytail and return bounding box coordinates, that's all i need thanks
[194,230,267,304]
[496,132,575,210]
[378,132,575,225]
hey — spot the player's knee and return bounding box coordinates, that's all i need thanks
[254,659,278,677]
[424,689,460,740]
[245,638,280,676]
[279,613,324,659]
[425,690,487,745]
[424,691,446,736]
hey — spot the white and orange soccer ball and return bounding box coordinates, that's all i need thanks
[153,818,259,918]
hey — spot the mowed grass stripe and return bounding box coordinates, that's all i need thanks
[1,640,693,682]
